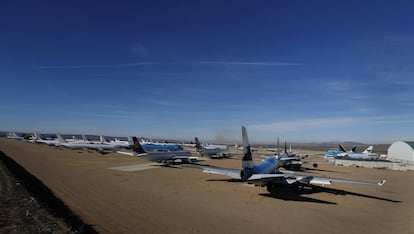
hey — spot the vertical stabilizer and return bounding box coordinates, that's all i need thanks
[100,136,109,143]
[351,146,357,152]
[56,133,67,143]
[338,144,348,152]
[131,137,147,154]
[195,137,202,150]
[241,126,254,169]
[34,132,42,141]
[277,138,280,157]
[363,146,374,153]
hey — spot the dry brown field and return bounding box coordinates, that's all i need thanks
[0,138,413,233]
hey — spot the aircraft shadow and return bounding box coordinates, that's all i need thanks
[206,178,243,183]
[261,185,401,204]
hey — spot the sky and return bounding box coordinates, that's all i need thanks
[1,1,414,144]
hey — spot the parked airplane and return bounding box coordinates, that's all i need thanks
[55,133,120,153]
[274,140,315,170]
[141,142,183,151]
[343,146,380,160]
[195,137,229,158]
[181,141,196,147]
[100,136,130,148]
[325,144,357,157]
[116,137,203,165]
[326,144,379,160]
[6,132,24,141]
[33,132,60,145]
[196,126,385,192]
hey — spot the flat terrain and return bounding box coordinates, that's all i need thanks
[0,138,413,233]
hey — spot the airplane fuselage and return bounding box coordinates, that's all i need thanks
[141,144,183,151]
[252,157,280,174]
[139,151,193,162]
[198,147,226,156]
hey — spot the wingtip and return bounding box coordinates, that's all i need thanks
[378,180,386,186]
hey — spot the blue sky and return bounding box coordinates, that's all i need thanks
[1,1,414,144]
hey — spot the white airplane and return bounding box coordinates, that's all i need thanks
[55,133,120,153]
[100,136,130,148]
[339,145,380,160]
[195,137,229,158]
[7,132,24,140]
[116,137,204,166]
[33,132,60,145]
[181,141,196,147]
[194,126,385,192]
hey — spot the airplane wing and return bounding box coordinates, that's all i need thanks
[195,165,241,179]
[116,151,140,156]
[246,172,386,186]
[198,165,385,187]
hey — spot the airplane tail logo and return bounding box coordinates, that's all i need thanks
[363,146,374,154]
[195,137,202,150]
[240,126,254,181]
[241,126,254,169]
[338,144,347,152]
[131,137,147,154]
[351,146,357,152]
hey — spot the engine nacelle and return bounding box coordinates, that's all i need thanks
[240,168,253,181]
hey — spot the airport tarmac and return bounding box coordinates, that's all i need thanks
[0,138,413,233]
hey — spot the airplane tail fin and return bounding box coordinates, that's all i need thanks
[363,146,374,154]
[195,137,202,150]
[100,136,109,143]
[277,138,280,157]
[351,145,357,152]
[130,137,147,154]
[34,132,42,140]
[338,144,348,152]
[241,126,254,169]
[56,133,67,143]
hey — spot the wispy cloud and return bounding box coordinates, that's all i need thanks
[130,44,149,57]
[249,115,414,133]
[34,62,160,69]
[149,100,182,107]
[34,60,301,70]
[321,80,370,100]
[377,71,414,85]
[250,117,361,133]
[384,35,414,43]
[197,61,301,66]
[324,81,352,92]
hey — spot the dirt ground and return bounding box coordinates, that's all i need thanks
[0,150,75,233]
[0,138,413,234]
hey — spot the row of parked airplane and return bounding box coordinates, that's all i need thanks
[7,129,386,192]
[7,131,231,163]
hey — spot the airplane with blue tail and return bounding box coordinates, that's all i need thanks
[196,126,386,191]
[116,137,204,166]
